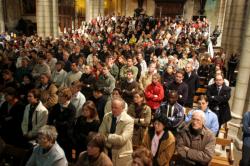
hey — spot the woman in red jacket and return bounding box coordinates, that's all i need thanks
[145,73,164,114]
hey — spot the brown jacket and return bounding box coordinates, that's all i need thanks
[75,151,113,166]
[40,83,58,109]
[127,104,151,146]
[176,125,216,166]
[142,128,175,166]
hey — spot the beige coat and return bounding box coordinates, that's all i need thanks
[22,101,48,138]
[40,83,58,109]
[99,111,134,166]
[127,104,151,146]
[139,72,153,90]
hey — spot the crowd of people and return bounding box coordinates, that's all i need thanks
[0,14,242,166]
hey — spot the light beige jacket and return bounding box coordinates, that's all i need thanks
[21,101,48,138]
[99,111,134,166]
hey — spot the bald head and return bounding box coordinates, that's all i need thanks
[111,97,125,117]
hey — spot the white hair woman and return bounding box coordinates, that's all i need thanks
[26,125,68,166]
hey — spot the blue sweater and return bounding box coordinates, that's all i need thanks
[243,111,250,147]
[26,142,68,166]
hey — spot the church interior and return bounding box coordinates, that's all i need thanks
[0,0,250,166]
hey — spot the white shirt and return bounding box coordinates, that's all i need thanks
[51,69,67,88]
[70,91,86,118]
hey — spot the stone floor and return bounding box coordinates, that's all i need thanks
[234,148,242,166]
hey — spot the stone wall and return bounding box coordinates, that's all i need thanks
[5,0,22,31]
[122,0,155,17]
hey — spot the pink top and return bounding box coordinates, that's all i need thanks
[151,131,165,156]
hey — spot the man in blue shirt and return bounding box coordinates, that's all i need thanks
[186,95,219,135]
[241,111,250,166]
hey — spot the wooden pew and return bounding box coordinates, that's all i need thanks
[210,138,234,166]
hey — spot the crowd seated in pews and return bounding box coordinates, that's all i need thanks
[0,14,239,166]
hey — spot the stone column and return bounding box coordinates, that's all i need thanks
[85,0,92,23]
[228,1,250,149]
[0,0,4,33]
[215,0,227,46]
[36,0,59,38]
[36,0,45,37]
[221,0,246,57]
[183,0,195,21]
[52,0,59,37]
[44,0,52,37]
[85,0,104,22]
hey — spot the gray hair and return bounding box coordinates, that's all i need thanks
[112,97,125,110]
[38,125,58,143]
[192,109,206,125]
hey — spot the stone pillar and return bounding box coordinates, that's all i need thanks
[221,0,246,57]
[215,0,227,46]
[36,0,59,38]
[183,0,195,21]
[85,0,92,22]
[228,1,250,149]
[44,0,52,37]
[36,0,45,37]
[85,0,104,22]
[0,0,4,33]
[52,0,59,37]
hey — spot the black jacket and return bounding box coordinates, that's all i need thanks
[184,72,199,106]
[48,103,76,145]
[207,84,231,125]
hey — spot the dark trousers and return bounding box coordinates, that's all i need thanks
[240,145,250,166]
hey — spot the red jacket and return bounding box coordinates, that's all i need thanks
[145,82,164,110]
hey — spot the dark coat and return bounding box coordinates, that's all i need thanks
[184,71,199,107]
[206,84,231,125]
[72,116,100,155]
[89,95,108,122]
[156,101,185,132]
[118,80,140,105]
[80,73,96,100]
[75,151,113,166]
[0,101,25,146]
[176,125,216,166]
[48,103,76,159]
[167,81,189,106]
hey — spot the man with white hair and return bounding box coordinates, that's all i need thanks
[176,110,216,166]
[185,95,219,135]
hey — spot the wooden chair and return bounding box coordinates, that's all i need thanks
[196,87,207,94]
[199,76,208,87]
[210,138,234,166]
[220,123,229,139]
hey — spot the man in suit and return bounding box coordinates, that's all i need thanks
[99,97,134,166]
[184,63,199,108]
[207,74,231,133]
